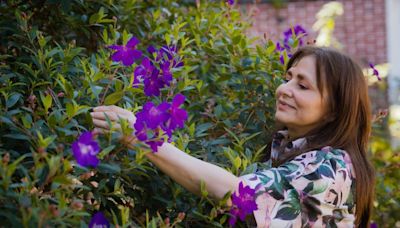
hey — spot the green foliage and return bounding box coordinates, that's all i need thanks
[2,0,397,227]
[0,0,284,226]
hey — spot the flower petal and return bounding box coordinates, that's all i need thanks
[126,37,140,48]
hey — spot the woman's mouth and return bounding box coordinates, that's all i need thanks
[277,100,295,110]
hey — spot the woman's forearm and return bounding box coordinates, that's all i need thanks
[145,143,240,200]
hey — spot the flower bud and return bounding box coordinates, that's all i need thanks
[177,212,185,221]
[71,201,84,210]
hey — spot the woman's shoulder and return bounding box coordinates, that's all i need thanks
[277,146,354,181]
[291,146,351,167]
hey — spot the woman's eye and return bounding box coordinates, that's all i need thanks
[283,78,290,83]
[299,84,307,90]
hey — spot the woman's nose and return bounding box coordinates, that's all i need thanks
[277,83,293,98]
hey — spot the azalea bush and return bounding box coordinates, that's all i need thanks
[1,0,397,227]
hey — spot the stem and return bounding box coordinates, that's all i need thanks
[99,68,119,105]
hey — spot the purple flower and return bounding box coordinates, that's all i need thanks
[369,63,381,80]
[143,69,164,97]
[168,94,188,130]
[229,182,258,226]
[132,45,183,97]
[89,212,110,228]
[279,55,285,65]
[137,101,170,130]
[227,0,235,5]
[157,45,184,68]
[134,116,164,152]
[134,58,165,96]
[160,94,188,138]
[133,95,188,153]
[72,131,100,167]
[134,57,153,86]
[108,37,142,66]
[147,45,157,55]
[146,139,164,152]
[160,61,173,83]
[133,118,148,141]
[133,57,175,97]
[276,42,284,52]
[283,25,307,48]
[370,222,378,228]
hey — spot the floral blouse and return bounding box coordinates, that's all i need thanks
[240,130,356,227]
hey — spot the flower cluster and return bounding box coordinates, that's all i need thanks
[134,94,188,152]
[229,182,258,226]
[134,45,183,96]
[72,36,187,168]
[108,37,142,66]
[276,25,307,64]
[72,131,101,168]
[107,36,188,152]
[226,0,235,5]
[283,25,307,48]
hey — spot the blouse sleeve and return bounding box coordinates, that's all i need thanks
[239,147,355,227]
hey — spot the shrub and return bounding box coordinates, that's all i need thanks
[0,0,285,226]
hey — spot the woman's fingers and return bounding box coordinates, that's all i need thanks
[92,106,136,123]
[93,127,110,135]
[92,119,121,130]
[93,105,128,114]
[90,111,125,122]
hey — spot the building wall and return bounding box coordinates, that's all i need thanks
[244,0,387,65]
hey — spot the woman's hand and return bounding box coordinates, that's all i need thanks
[90,105,136,133]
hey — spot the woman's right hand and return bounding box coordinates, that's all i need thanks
[90,105,136,134]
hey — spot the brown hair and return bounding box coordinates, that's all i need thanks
[270,46,375,227]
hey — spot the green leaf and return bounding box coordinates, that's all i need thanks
[200,180,208,198]
[40,93,52,112]
[266,44,276,55]
[232,35,241,45]
[3,134,30,141]
[66,102,76,118]
[98,145,115,159]
[233,156,241,169]
[97,163,121,174]
[104,91,124,105]
[7,155,27,178]
[6,93,21,108]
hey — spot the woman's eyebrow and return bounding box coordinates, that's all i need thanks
[287,70,311,82]
[288,70,318,88]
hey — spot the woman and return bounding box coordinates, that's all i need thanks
[90,46,375,227]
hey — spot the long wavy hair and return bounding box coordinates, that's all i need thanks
[268,46,375,227]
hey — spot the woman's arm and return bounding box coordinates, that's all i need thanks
[91,105,240,200]
[146,142,239,199]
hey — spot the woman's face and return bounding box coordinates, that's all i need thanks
[275,55,327,138]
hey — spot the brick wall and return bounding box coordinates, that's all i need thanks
[244,0,387,65]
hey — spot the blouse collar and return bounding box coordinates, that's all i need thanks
[270,130,308,166]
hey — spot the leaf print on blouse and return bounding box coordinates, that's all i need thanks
[275,189,301,220]
[299,191,322,226]
[255,170,286,200]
